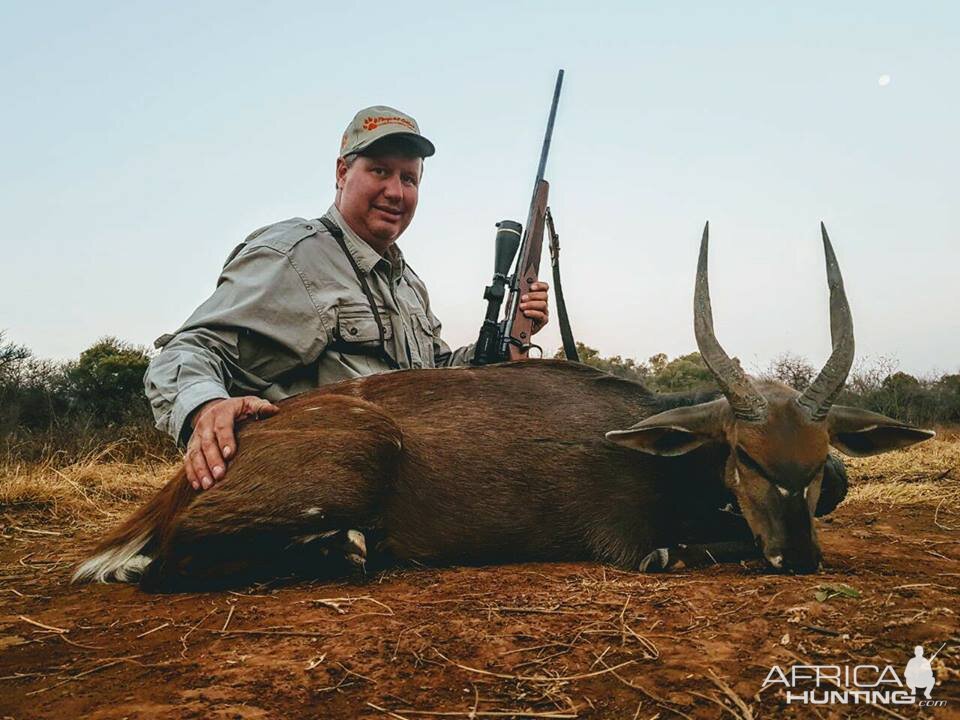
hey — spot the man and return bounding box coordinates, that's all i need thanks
[145,106,550,490]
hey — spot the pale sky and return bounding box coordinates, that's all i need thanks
[2,2,957,376]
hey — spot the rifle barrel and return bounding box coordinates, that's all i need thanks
[535,69,564,184]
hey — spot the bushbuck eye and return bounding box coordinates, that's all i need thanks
[735,446,773,482]
[737,446,826,494]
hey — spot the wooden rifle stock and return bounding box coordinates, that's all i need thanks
[503,179,549,360]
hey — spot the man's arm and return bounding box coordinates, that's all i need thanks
[145,327,239,444]
[146,240,331,488]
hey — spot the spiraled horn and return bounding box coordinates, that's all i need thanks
[694,222,768,422]
[796,223,855,422]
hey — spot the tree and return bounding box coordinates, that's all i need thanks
[648,353,668,374]
[647,352,717,392]
[554,342,650,381]
[763,352,817,390]
[0,331,31,384]
[65,337,153,426]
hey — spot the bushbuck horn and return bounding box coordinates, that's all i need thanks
[693,222,767,422]
[796,223,855,422]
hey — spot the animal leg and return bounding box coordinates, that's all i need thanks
[139,503,378,592]
[139,399,402,591]
[289,529,368,569]
[638,540,761,572]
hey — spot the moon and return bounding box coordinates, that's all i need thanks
[878,74,891,87]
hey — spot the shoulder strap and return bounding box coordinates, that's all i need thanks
[546,208,579,362]
[318,216,400,370]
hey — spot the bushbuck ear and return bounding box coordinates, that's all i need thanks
[605,402,725,457]
[827,405,935,457]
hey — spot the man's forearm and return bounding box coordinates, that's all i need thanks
[435,342,477,368]
[144,332,235,443]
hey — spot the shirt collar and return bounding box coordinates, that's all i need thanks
[324,205,405,276]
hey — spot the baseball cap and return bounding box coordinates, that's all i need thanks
[339,105,436,158]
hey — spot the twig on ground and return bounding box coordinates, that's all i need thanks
[19,615,68,633]
[221,603,236,632]
[432,647,634,682]
[304,595,395,615]
[136,622,170,638]
[55,633,106,651]
[4,587,51,599]
[799,624,843,637]
[500,642,571,657]
[597,657,693,720]
[336,661,377,685]
[367,702,415,720]
[212,628,343,638]
[180,607,217,658]
[486,606,581,616]
[25,655,145,696]
[688,691,742,720]
[934,497,955,530]
[707,669,753,720]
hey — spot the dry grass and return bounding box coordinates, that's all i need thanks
[841,432,959,529]
[844,430,960,484]
[0,442,172,524]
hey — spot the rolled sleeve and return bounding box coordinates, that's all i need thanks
[144,328,238,443]
[171,381,230,445]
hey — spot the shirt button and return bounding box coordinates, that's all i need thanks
[349,327,358,335]
[305,225,313,231]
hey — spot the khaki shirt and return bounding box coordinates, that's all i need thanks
[145,205,474,442]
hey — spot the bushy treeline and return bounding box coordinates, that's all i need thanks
[559,343,960,427]
[0,332,173,463]
[2,332,956,465]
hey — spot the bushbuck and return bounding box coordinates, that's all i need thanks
[74,224,934,590]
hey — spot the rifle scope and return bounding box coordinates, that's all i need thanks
[471,220,522,365]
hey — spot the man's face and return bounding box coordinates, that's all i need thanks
[336,152,422,249]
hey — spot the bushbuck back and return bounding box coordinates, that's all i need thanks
[74,224,934,590]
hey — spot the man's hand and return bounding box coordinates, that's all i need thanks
[520,280,550,335]
[185,396,280,491]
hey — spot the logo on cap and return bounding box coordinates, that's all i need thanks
[362,115,417,132]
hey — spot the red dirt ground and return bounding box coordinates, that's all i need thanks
[2,499,959,719]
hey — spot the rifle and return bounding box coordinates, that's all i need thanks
[472,70,578,365]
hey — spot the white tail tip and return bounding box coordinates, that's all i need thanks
[72,532,153,584]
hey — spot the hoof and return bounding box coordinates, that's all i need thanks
[342,529,367,569]
[638,547,670,573]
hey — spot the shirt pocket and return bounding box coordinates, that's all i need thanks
[411,312,436,368]
[335,305,393,347]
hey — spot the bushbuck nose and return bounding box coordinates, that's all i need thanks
[782,544,822,574]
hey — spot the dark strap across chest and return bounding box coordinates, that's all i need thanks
[318,216,400,370]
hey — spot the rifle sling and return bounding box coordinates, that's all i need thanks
[318,216,401,371]
[546,208,579,362]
